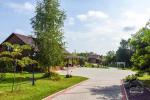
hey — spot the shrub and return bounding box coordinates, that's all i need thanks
[65,74,72,78]
[84,62,92,67]
[124,74,137,82]
[50,72,61,81]
[42,71,61,81]
[92,64,97,67]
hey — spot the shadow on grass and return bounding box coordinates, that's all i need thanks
[0,73,44,84]
[0,77,31,84]
[87,85,121,100]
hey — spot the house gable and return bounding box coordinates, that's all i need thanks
[3,33,26,45]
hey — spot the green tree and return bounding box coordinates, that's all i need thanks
[116,39,133,67]
[31,0,66,73]
[120,39,128,49]
[130,20,150,72]
[105,51,116,65]
[0,42,37,91]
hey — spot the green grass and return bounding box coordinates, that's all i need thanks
[138,74,150,88]
[0,73,88,100]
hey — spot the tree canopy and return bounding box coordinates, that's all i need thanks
[130,21,150,72]
[116,39,133,66]
[31,0,66,70]
[0,42,37,70]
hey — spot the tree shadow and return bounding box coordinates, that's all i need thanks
[87,85,121,100]
[0,77,31,84]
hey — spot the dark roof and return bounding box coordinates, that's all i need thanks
[13,33,35,47]
[1,33,69,53]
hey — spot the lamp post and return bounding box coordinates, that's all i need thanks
[32,52,36,86]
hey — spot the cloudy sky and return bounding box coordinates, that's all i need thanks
[0,0,150,54]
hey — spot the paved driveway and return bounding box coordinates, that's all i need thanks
[51,67,134,100]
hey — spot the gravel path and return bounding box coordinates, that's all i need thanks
[51,67,134,100]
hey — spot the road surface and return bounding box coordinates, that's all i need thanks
[51,67,134,100]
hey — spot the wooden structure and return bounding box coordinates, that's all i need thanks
[0,33,37,52]
[65,55,84,67]
[88,52,101,64]
[0,33,69,54]
[116,62,126,68]
[0,33,70,71]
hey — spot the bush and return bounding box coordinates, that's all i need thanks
[124,74,137,82]
[42,71,61,81]
[92,64,98,67]
[50,72,61,81]
[65,74,72,78]
[84,62,92,67]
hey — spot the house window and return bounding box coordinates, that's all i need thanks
[7,46,12,51]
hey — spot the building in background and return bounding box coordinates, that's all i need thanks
[88,52,102,64]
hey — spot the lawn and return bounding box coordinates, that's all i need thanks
[0,73,88,100]
[138,74,150,89]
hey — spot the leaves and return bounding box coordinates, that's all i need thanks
[17,57,37,67]
[0,57,13,62]
[31,0,65,67]
[0,42,38,69]
[130,21,150,71]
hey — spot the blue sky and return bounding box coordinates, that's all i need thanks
[0,0,150,54]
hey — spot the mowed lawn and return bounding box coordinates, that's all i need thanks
[0,73,87,100]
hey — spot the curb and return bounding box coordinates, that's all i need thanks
[42,79,88,100]
[120,80,128,100]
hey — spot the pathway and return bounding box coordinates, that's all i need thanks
[48,67,134,100]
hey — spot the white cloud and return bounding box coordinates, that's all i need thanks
[121,10,150,28]
[65,9,150,54]
[88,10,108,18]
[77,10,109,22]
[7,2,35,13]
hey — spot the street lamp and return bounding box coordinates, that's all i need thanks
[32,52,36,86]
[29,52,36,86]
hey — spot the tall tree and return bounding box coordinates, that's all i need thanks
[31,0,66,73]
[130,21,150,72]
[116,39,133,66]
